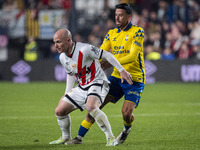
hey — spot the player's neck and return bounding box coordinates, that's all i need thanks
[119,21,130,31]
[68,42,75,56]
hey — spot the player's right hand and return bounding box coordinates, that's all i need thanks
[120,69,133,85]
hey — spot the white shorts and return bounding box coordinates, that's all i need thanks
[62,81,110,111]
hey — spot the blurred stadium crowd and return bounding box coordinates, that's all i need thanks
[0,0,200,62]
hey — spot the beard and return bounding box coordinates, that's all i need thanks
[116,20,121,27]
[116,20,129,29]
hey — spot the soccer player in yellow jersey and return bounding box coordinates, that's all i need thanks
[66,3,145,145]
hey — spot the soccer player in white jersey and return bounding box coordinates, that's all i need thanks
[49,28,133,146]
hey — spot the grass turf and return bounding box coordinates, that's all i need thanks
[0,82,199,150]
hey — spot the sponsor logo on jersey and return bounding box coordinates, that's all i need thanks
[72,64,76,69]
[114,46,124,50]
[113,46,130,54]
[91,46,100,55]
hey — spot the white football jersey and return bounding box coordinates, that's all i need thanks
[59,42,109,88]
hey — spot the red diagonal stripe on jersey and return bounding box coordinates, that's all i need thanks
[78,51,86,85]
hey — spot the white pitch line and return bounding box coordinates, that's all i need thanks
[0,116,53,119]
[109,113,200,118]
[0,113,199,120]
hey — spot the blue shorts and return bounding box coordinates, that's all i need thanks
[108,76,145,107]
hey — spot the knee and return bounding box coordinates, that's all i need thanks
[86,96,100,113]
[85,104,96,113]
[55,106,65,116]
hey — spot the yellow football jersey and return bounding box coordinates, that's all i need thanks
[100,23,146,83]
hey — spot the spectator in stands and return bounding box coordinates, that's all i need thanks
[88,24,103,47]
[190,44,200,59]
[167,0,190,24]
[170,23,185,57]
[90,24,103,39]
[175,20,187,35]
[73,33,83,42]
[188,0,200,22]
[1,0,200,61]
[161,47,175,60]
[146,31,162,53]
[2,0,17,10]
[163,32,173,48]
[160,21,170,49]
[177,41,190,59]
[49,43,59,61]
[149,11,159,24]
[138,8,149,29]
[157,0,168,22]
[88,33,101,47]
[24,36,38,61]
[103,19,115,34]
[99,0,115,22]
[145,45,161,61]
[190,21,200,44]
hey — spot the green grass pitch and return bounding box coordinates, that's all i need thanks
[0,82,199,150]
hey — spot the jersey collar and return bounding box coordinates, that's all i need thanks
[117,22,132,33]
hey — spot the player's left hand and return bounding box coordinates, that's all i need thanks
[120,69,133,85]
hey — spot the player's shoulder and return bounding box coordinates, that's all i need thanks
[76,42,96,54]
[59,52,66,61]
[76,42,91,49]
[59,52,65,58]
[131,24,144,33]
[59,52,67,64]
[107,27,118,34]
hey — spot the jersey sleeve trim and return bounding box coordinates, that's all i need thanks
[99,49,103,59]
